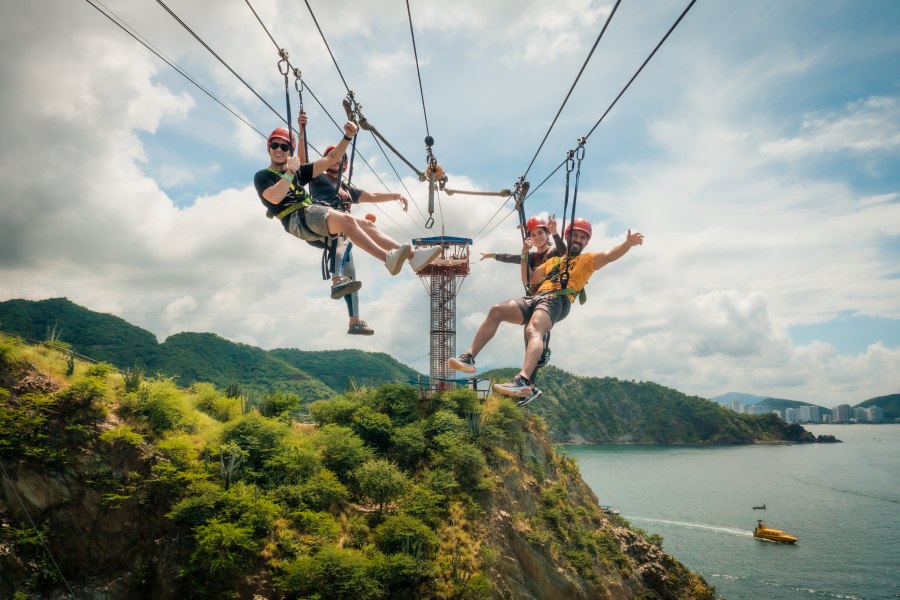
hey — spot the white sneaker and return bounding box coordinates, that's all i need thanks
[385,244,412,275]
[409,246,442,272]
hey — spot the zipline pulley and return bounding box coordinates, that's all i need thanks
[559,139,586,292]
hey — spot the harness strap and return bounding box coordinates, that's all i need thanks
[265,167,311,220]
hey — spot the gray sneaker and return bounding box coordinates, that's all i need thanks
[385,244,412,275]
[331,276,362,299]
[448,352,476,373]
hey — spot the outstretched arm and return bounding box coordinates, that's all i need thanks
[357,190,409,211]
[311,121,359,178]
[593,229,644,269]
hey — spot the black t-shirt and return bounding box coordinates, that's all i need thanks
[308,173,363,211]
[253,163,315,230]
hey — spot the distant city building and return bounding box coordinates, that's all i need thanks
[785,407,797,423]
[867,405,884,424]
[854,407,869,423]
[732,400,742,413]
[832,404,852,423]
[772,409,782,419]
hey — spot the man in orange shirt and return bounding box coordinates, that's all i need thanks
[449,219,644,401]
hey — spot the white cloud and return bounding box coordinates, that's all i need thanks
[761,96,900,159]
[1,0,898,407]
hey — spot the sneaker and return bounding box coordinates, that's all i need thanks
[347,320,374,335]
[516,386,542,406]
[331,276,362,299]
[408,246,443,272]
[385,244,412,275]
[536,347,551,368]
[448,352,476,374]
[493,375,533,398]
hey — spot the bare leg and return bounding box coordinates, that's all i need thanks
[465,299,524,357]
[519,310,553,380]
[326,211,391,261]
[360,218,401,251]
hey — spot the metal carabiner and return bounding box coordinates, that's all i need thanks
[565,149,576,174]
[277,48,290,76]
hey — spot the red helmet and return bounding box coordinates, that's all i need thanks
[323,145,348,172]
[565,218,592,239]
[267,127,293,149]
[525,216,549,234]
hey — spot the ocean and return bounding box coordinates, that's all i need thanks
[565,424,900,600]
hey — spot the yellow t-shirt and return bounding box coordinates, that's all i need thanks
[536,253,597,302]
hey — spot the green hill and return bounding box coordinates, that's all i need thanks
[153,332,335,402]
[0,297,160,366]
[489,366,818,444]
[855,393,900,420]
[0,298,422,403]
[270,348,420,392]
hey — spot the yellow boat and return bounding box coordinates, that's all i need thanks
[753,520,798,543]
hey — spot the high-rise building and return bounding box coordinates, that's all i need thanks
[732,400,742,413]
[866,405,884,424]
[784,407,797,423]
[854,407,869,422]
[832,404,852,423]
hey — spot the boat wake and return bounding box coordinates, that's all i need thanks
[708,574,865,600]
[629,516,752,537]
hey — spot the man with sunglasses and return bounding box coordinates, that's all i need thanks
[254,117,438,283]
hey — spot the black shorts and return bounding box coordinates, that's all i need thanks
[514,295,571,326]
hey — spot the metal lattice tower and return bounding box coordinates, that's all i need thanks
[412,236,472,390]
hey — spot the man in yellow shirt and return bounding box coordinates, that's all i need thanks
[449,219,644,400]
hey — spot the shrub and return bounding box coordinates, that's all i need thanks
[98,425,143,448]
[390,422,428,468]
[85,362,115,378]
[427,410,468,437]
[438,388,479,417]
[290,509,342,552]
[125,376,191,435]
[352,458,410,512]
[433,433,488,491]
[259,391,301,418]
[157,434,198,469]
[298,469,349,512]
[374,514,439,558]
[351,406,393,450]
[372,384,419,424]
[316,424,373,480]
[190,520,258,578]
[56,375,109,408]
[192,382,241,422]
[278,546,384,600]
[310,398,360,426]
[222,413,289,484]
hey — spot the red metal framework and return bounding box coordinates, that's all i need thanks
[413,236,472,390]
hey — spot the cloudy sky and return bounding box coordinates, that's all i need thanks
[1,0,898,406]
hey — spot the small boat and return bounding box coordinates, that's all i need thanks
[753,520,798,544]
[600,505,620,515]
[752,504,766,510]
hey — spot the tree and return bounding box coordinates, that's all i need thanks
[353,458,410,512]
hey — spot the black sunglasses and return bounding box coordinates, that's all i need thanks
[269,141,292,152]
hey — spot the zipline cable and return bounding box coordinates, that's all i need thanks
[524,0,699,202]
[405,0,431,139]
[154,0,288,131]
[302,0,352,95]
[83,0,265,138]
[520,0,622,180]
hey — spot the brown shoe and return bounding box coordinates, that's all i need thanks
[348,320,374,335]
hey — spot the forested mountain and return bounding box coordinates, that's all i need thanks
[485,366,824,444]
[269,348,420,392]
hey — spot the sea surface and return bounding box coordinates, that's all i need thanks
[566,424,900,600]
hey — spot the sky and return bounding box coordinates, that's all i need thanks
[1,0,899,406]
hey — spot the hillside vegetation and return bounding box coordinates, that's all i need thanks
[492,366,820,444]
[0,334,714,599]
